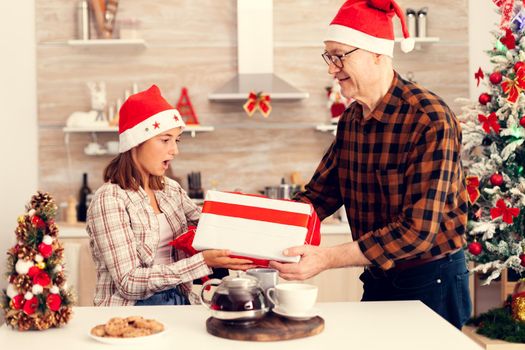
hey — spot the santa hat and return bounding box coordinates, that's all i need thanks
[118,85,185,153]
[325,0,415,57]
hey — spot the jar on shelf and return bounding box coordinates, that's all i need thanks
[116,18,141,40]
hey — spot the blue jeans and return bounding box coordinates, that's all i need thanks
[135,288,190,306]
[360,249,471,329]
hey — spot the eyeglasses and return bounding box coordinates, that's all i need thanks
[321,48,359,68]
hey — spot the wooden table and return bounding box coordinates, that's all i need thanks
[0,301,481,349]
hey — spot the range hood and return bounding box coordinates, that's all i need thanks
[208,0,309,101]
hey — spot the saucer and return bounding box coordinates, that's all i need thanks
[272,307,319,321]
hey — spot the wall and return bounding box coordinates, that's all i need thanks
[36,0,469,205]
[468,0,500,100]
[0,2,38,293]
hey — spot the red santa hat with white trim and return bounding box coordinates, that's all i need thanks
[118,85,185,153]
[325,0,415,57]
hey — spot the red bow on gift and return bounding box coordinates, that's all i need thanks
[466,176,481,204]
[243,91,272,118]
[493,0,515,29]
[502,66,525,103]
[475,67,484,87]
[478,113,501,133]
[490,199,520,224]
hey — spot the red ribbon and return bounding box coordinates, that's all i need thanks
[478,113,501,133]
[490,199,520,224]
[466,176,481,204]
[202,201,310,227]
[475,67,484,87]
[493,0,515,29]
[243,91,272,118]
[502,65,525,102]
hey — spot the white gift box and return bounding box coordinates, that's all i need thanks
[193,191,319,263]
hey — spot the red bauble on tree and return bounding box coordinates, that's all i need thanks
[489,72,503,85]
[520,116,525,128]
[468,241,483,256]
[479,93,491,105]
[31,215,45,230]
[490,173,504,186]
[38,242,52,258]
[46,294,62,312]
[520,254,525,267]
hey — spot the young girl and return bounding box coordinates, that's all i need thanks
[86,85,254,306]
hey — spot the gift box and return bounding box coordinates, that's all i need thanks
[192,190,320,263]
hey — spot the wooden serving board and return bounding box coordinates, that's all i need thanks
[206,312,324,342]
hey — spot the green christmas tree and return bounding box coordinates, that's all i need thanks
[460,1,525,284]
[1,192,74,331]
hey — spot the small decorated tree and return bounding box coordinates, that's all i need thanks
[1,192,74,331]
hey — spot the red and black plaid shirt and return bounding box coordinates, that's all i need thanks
[296,72,468,270]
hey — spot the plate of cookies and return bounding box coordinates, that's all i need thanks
[89,316,166,345]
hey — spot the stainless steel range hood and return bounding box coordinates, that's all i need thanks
[208,0,309,101]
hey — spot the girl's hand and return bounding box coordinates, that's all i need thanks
[202,250,257,270]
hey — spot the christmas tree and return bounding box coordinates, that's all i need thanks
[1,192,74,331]
[459,1,525,284]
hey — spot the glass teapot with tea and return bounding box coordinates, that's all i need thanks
[200,275,269,322]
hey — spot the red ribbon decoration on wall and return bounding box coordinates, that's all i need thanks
[475,67,484,87]
[490,199,520,224]
[493,0,516,29]
[243,91,272,118]
[478,113,501,133]
[466,176,481,204]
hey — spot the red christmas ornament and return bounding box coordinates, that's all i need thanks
[520,116,525,128]
[11,294,24,310]
[46,294,62,312]
[468,242,483,256]
[31,215,46,229]
[27,266,40,277]
[23,296,38,315]
[515,61,525,73]
[490,173,504,186]
[33,271,51,287]
[479,93,491,105]
[330,102,347,118]
[489,72,503,85]
[38,242,53,258]
[519,254,525,267]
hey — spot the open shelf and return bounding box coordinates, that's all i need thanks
[63,124,214,138]
[66,39,146,48]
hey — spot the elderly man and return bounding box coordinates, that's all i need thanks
[270,0,471,329]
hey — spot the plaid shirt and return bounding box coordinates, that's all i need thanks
[86,178,212,306]
[296,72,468,270]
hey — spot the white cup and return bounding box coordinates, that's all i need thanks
[266,283,318,314]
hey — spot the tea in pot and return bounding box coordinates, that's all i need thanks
[200,275,269,322]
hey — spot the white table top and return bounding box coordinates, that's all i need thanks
[0,301,480,350]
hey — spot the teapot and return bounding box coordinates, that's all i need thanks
[200,275,269,322]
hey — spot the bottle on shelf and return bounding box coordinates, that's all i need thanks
[77,172,92,222]
[76,0,90,40]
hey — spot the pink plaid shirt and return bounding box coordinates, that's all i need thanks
[86,178,212,306]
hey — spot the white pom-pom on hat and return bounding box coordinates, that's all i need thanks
[400,37,415,53]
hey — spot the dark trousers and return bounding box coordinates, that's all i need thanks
[135,287,190,306]
[360,249,471,329]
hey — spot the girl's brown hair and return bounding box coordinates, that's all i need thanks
[103,151,164,191]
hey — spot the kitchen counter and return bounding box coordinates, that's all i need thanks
[0,301,480,349]
[57,222,352,238]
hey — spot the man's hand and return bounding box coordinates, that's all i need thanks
[269,245,332,280]
[202,250,257,270]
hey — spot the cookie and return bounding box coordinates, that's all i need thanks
[122,327,152,338]
[90,324,106,337]
[104,317,128,337]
